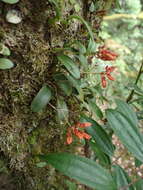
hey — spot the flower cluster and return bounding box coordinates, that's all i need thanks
[100,66,116,88]
[97,46,118,61]
[66,122,92,145]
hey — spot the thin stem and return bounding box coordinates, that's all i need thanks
[126,61,143,103]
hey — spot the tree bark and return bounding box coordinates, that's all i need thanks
[0,0,109,189]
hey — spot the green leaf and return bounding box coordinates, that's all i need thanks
[36,162,47,168]
[31,86,52,112]
[106,109,143,162]
[65,75,84,100]
[66,74,81,89]
[65,180,77,190]
[0,43,11,56]
[135,157,143,167]
[0,58,14,69]
[87,38,97,54]
[74,3,81,12]
[74,41,86,54]
[134,178,143,190]
[115,99,138,127]
[57,54,80,79]
[53,73,72,96]
[1,0,19,4]
[134,85,143,95]
[113,165,134,190]
[81,115,115,156]
[78,54,88,68]
[87,99,103,119]
[115,0,121,9]
[89,141,111,167]
[57,80,72,96]
[39,153,116,190]
[57,97,69,123]
[89,2,95,12]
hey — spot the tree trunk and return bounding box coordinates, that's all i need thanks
[0,0,110,189]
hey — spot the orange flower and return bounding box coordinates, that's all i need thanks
[66,122,91,144]
[97,46,118,61]
[66,128,73,144]
[106,66,116,73]
[73,128,85,139]
[76,122,92,128]
[66,136,73,144]
[82,132,91,140]
[100,66,116,88]
[105,66,116,81]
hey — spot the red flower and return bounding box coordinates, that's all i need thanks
[105,66,116,81]
[97,46,118,61]
[73,128,85,139]
[66,122,91,144]
[100,66,116,88]
[101,73,107,88]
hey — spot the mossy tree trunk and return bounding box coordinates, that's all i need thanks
[0,0,112,189]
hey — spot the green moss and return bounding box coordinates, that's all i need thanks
[0,0,106,189]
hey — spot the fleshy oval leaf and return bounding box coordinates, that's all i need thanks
[0,43,11,56]
[31,86,52,112]
[0,58,14,69]
[1,0,19,4]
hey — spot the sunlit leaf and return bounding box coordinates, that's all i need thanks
[36,162,47,168]
[0,43,11,56]
[0,58,14,69]
[1,0,19,4]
